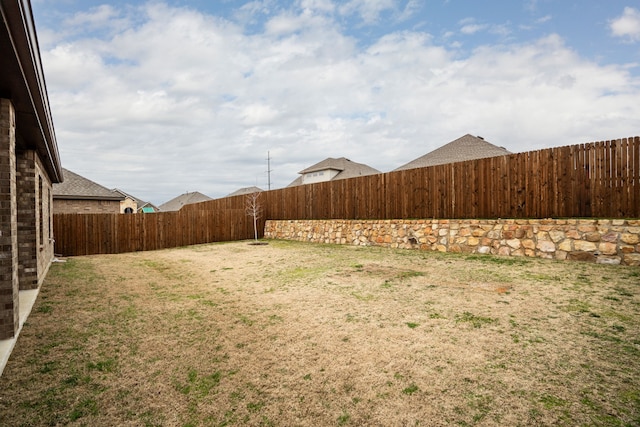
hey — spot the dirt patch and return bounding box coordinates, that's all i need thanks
[0,240,638,426]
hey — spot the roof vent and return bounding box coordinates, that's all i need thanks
[477,135,484,140]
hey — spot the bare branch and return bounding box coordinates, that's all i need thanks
[245,191,263,241]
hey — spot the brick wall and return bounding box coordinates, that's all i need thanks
[0,99,57,340]
[16,150,37,290]
[16,151,54,290]
[0,99,19,339]
[53,199,120,214]
[36,156,54,287]
[265,218,640,266]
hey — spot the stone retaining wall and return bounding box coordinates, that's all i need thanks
[264,219,640,266]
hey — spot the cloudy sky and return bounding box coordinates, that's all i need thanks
[31,0,640,205]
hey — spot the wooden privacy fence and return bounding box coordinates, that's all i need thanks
[54,137,639,256]
[206,136,640,220]
[53,209,257,256]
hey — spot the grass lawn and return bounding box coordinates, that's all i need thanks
[0,240,638,426]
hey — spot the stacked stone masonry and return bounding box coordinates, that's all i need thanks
[264,219,640,266]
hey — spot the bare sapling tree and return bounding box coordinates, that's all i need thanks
[245,191,263,242]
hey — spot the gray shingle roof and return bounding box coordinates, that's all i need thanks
[288,157,381,187]
[53,169,123,201]
[394,134,511,171]
[226,186,264,197]
[158,191,212,212]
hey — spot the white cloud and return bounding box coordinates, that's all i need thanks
[610,7,640,42]
[265,12,305,34]
[397,0,421,22]
[40,3,640,205]
[241,103,280,126]
[536,15,552,24]
[64,4,118,27]
[460,23,486,35]
[338,0,397,24]
[298,0,335,14]
[458,17,510,37]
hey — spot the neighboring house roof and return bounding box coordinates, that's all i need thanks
[227,186,264,197]
[394,134,512,171]
[288,176,304,187]
[53,169,123,201]
[0,0,62,183]
[288,157,381,187]
[112,188,159,212]
[138,202,159,213]
[158,191,212,212]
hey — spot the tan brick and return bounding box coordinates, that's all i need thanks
[498,246,511,256]
[558,240,573,252]
[566,230,581,239]
[601,232,619,243]
[623,254,640,266]
[585,232,601,242]
[620,245,635,254]
[598,242,617,256]
[574,240,597,252]
[537,231,550,241]
[536,240,556,253]
[549,230,565,242]
[621,233,639,245]
[555,250,568,260]
[506,239,521,249]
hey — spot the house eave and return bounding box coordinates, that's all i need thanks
[299,166,344,174]
[0,0,63,183]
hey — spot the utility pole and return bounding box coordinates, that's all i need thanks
[266,151,272,190]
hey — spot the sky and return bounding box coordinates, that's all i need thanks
[30,0,640,206]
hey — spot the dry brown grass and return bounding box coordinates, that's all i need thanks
[0,239,638,426]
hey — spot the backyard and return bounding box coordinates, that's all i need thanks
[0,240,638,426]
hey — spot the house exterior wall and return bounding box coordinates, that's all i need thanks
[302,169,339,185]
[53,199,120,214]
[0,99,19,339]
[120,197,137,213]
[16,150,37,290]
[36,156,54,287]
[16,151,54,290]
[0,99,57,340]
